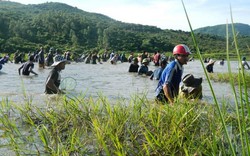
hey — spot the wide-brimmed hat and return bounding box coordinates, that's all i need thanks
[51,55,67,67]
[133,57,138,62]
[182,74,202,88]
[142,58,148,64]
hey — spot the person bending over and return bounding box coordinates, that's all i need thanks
[45,55,67,94]
[155,44,191,105]
[18,55,38,76]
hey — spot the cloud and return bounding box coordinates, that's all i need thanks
[12,0,250,31]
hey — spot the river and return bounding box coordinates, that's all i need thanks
[0,60,246,105]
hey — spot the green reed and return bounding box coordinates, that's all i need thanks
[0,93,245,155]
[182,1,249,155]
[229,6,250,155]
[209,72,250,85]
[181,1,236,155]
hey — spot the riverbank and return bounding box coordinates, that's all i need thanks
[209,72,250,85]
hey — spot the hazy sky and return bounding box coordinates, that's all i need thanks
[11,0,250,31]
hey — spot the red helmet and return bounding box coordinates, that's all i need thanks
[173,44,191,55]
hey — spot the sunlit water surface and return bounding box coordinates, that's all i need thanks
[0,60,247,106]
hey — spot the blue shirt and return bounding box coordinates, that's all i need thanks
[138,65,148,75]
[155,60,183,98]
[0,57,7,64]
[150,67,164,80]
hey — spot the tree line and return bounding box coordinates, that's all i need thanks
[0,1,249,57]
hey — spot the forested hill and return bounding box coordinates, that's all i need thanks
[0,1,249,55]
[194,23,250,37]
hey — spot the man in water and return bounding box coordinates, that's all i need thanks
[38,47,45,68]
[128,57,139,72]
[0,55,9,70]
[18,55,38,76]
[179,74,203,100]
[150,59,167,80]
[206,59,216,73]
[155,44,191,105]
[242,56,250,69]
[45,55,67,94]
[138,58,152,75]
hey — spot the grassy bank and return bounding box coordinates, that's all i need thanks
[209,72,250,85]
[0,95,248,155]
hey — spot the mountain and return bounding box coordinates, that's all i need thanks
[194,23,250,37]
[0,1,249,56]
[0,1,170,53]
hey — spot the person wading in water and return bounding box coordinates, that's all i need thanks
[155,44,191,105]
[45,55,68,94]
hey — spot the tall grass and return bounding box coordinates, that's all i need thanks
[208,72,250,85]
[229,6,250,155]
[182,0,249,155]
[181,1,236,154]
[0,94,245,155]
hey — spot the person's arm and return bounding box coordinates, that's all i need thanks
[163,83,174,105]
[29,65,38,75]
[18,65,23,75]
[246,62,250,69]
[138,66,142,75]
[149,72,154,80]
[30,70,38,75]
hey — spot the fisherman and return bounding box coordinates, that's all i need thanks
[242,56,250,69]
[179,74,203,100]
[219,58,224,66]
[206,59,216,73]
[18,55,38,76]
[138,58,152,76]
[155,44,191,105]
[128,57,139,72]
[38,47,45,68]
[150,59,167,80]
[0,55,9,70]
[45,55,68,94]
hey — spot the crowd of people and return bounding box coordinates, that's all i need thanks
[154,44,203,105]
[1,44,250,105]
[204,56,250,73]
[1,47,73,94]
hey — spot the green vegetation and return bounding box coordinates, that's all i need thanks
[0,1,249,155]
[182,0,250,155]
[194,23,250,37]
[0,95,247,155]
[0,1,249,56]
[209,72,250,85]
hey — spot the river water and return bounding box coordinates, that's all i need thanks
[0,60,246,105]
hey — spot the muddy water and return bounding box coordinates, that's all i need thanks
[0,60,246,105]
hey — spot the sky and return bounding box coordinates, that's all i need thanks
[10,0,250,31]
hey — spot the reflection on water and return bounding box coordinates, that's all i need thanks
[0,60,247,105]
